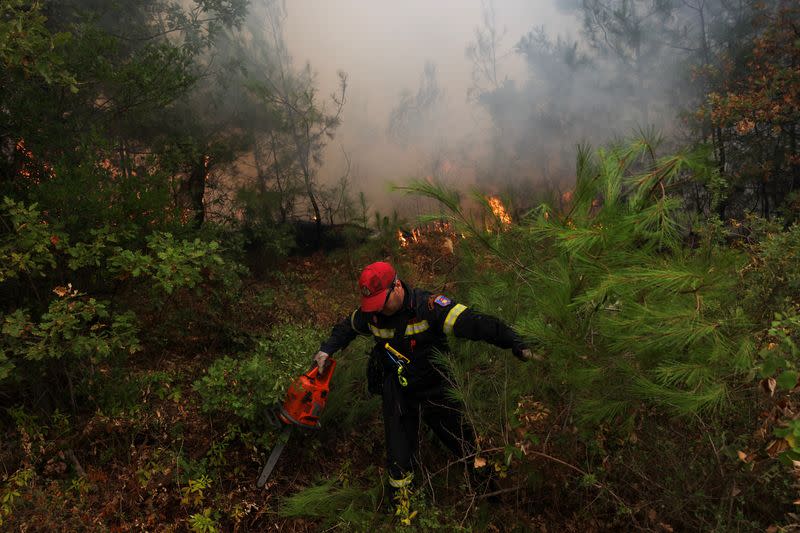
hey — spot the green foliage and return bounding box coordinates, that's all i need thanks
[775,420,800,464]
[742,220,800,318]
[0,0,77,90]
[188,508,220,533]
[370,209,406,255]
[406,136,755,425]
[0,197,59,283]
[279,476,466,531]
[181,475,213,506]
[318,336,380,432]
[233,187,296,268]
[193,325,321,422]
[33,153,175,236]
[396,135,800,530]
[0,467,33,527]
[108,232,238,296]
[0,349,10,382]
[65,225,132,271]
[1,286,139,377]
[0,197,246,411]
[0,198,245,305]
[279,478,379,528]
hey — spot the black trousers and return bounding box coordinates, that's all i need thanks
[382,374,475,482]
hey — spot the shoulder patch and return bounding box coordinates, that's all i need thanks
[434,295,452,307]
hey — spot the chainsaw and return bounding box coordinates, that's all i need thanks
[256,358,337,487]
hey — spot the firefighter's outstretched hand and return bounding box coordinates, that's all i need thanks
[513,346,543,363]
[313,351,330,374]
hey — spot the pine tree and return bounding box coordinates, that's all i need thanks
[399,133,755,428]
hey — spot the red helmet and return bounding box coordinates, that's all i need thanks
[358,262,396,312]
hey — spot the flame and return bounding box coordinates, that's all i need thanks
[15,139,55,183]
[99,158,122,178]
[487,196,512,227]
[397,230,408,248]
[396,220,460,249]
[16,139,32,158]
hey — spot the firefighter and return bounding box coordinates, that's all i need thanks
[313,261,539,510]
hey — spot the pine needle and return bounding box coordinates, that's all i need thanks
[280,479,377,519]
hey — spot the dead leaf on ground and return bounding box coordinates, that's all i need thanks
[761,377,777,397]
[766,439,790,457]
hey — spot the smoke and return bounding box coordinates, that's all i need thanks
[271,0,581,213]
[242,0,700,216]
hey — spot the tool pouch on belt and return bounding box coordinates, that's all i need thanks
[366,317,408,395]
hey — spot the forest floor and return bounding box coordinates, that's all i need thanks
[3,239,624,531]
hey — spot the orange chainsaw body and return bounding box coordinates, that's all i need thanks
[278,359,337,429]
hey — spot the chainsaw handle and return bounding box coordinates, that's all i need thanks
[306,357,337,385]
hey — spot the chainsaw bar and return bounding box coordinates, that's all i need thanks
[257,426,292,487]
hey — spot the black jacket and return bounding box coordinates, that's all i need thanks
[319,282,526,389]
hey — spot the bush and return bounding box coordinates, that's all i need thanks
[406,139,755,425]
[108,231,243,298]
[1,285,140,408]
[0,197,59,284]
[193,325,322,423]
[0,196,247,410]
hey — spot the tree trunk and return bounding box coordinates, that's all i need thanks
[715,123,728,219]
[305,174,322,242]
[187,155,207,228]
[269,134,289,223]
[791,124,799,192]
[295,122,322,244]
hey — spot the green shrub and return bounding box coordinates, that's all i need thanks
[108,231,243,297]
[188,508,220,533]
[0,197,60,283]
[1,286,140,403]
[193,325,322,423]
[0,467,34,528]
[1,286,139,365]
[0,196,246,411]
[742,219,800,319]
[403,138,754,425]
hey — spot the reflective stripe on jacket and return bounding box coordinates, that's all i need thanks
[319,283,525,388]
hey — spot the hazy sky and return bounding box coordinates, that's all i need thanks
[278,0,581,203]
[283,1,576,100]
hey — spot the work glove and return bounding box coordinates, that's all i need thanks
[313,351,330,374]
[513,345,543,363]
